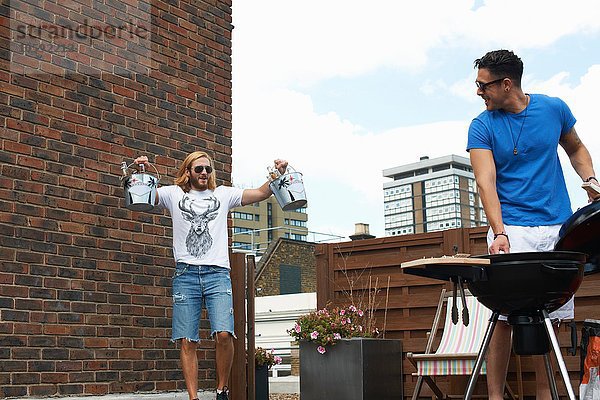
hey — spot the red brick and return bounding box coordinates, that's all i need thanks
[1,0,233,394]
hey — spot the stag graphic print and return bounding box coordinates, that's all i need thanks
[178,195,221,258]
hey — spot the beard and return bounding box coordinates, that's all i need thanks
[190,177,209,191]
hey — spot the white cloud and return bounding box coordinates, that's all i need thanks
[231,1,600,237]
[232,65,600,237]
[233,0,600,88]
[232,84,470,236]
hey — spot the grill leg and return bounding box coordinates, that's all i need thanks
[543,353,560,400]
[465,310,500,400]
[542,309,576,400]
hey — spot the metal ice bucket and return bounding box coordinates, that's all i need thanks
[121,161,160,211]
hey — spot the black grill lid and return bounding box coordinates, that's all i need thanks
[555,201,600,254]
[555,201,600,274]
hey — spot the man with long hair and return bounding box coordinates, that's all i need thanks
[134,152,288,400]
[467,49,599,399]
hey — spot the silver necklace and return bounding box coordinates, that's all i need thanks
[504,95,530,156]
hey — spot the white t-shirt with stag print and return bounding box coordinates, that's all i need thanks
[156,185,243,269]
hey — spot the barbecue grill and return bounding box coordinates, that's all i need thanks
[402,201,600,400]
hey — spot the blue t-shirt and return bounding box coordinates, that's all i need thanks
[466,94,575,226]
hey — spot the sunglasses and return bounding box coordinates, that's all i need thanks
[475,77,506,92]
[192,165,213,174]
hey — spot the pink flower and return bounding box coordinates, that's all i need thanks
[333,333,341,340]
[274,356,283,365]
[317,346,326,354]
[347,318,351,324]
[340,309,346,316]
[358,310,364,317]
[294,323,301,333]
[349,305,357,312]
[310,331,318,339]
[341,319,346,325]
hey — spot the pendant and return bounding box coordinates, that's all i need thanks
[513,148,518,155]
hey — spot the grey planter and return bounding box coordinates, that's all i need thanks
[300,338,403,400]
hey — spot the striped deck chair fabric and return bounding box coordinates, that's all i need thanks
[414,294,492,376]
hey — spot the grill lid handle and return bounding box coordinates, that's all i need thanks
[540,263,583,274]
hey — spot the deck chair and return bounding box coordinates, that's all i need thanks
[407,289,520,399]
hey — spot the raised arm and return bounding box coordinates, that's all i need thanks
[241,159,288,205]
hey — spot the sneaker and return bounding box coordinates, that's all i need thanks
[216,387,229,400]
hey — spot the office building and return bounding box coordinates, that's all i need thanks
[383,155,487,236]
[231,195,308,253]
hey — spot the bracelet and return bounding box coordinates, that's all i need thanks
[493,232,509,242]
[584,176,598,183]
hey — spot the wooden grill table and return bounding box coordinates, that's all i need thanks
[402,255,585,400]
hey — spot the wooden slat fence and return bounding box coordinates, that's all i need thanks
[315,227,600,399]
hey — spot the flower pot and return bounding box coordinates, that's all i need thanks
[300,337,403,400]
[255,364,269,400]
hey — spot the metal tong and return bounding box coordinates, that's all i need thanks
[451,276,470,326]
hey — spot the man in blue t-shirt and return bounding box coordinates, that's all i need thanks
[467,49,599,400]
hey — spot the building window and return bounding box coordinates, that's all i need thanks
[286,219,307,227]
[280,264,301,294]
[289,233,307,241]
[232,211,254,220]
[232,242,252,250]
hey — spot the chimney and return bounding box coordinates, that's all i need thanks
[349,223,375,241]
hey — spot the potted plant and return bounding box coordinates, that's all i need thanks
[288,305,379,353]
[288,305,402,400]
[254,347,282,400]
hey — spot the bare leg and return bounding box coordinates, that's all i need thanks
[533,354,553,399]
[180,339,199,400]
[486,322,512,400]
[216,331,234,390]
[533,323,561,400]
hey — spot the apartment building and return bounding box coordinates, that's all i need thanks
[231,195,308,253]
[383,155,487,236]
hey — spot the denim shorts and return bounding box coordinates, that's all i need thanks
[171,263,235,342]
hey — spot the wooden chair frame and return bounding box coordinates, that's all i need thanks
[407,289,522,399]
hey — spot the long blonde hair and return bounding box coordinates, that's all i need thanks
[174,151,217,192]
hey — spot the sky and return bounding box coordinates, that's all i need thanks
[229,0,600,240]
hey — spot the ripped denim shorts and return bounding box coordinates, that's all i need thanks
[171,263,235,342]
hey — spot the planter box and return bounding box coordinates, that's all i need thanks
[255,365,269,400]
[300,338,403,400]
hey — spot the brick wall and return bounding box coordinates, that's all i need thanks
[0,0,232,397]
[254,239,316,296]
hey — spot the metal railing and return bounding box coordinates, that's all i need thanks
[231,226,344,254]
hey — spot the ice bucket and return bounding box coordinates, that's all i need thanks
[121,161,160,211]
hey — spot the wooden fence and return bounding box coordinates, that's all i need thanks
[315,227,600,399]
